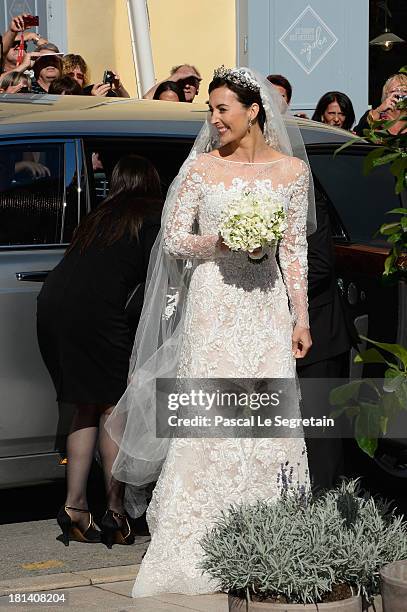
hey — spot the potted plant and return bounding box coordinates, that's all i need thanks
[199,478,407,611]
[380,559,407,612]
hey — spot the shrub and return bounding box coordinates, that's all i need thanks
[199,479,407,604]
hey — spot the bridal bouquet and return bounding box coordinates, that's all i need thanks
[219,191,287,262]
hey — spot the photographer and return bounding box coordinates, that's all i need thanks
[83,70,130,98]
[143,63,201,102]
[354,73,407,136]
[1,13,48,75]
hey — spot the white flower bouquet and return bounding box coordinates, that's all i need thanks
[219,191,287,262]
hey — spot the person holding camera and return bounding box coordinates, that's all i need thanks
[82,70,130,98]
[1,13,49,76]
[354,73,407,136]
[143,63,202,102]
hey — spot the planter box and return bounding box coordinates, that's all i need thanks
[380,560,407,612]
[228,594,362,612]
[362,595,382,612]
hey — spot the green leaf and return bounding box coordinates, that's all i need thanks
[347,405,363,418]
[372,152,401,167]
[386,208,407,215]
[334,138,363,157]
[388,233,402,244]
[356,436,378,458]
[396,173,407,195]
[380,222,402,235]
[363,147,388,175]
[390,157,407,177]
[354,348,389,365]
[383,253,397,276]
[379,416,389,435]
[383,374,405,392]
[360,336,407,369]
[357,403,383,437]
[329,380,367,406]
[381,391,401,420]
[385,367,401,379]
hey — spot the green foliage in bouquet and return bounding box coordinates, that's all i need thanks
[330,336,407,458]
[199,479,407,605]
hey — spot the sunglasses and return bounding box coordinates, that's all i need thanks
[180,77,200,88]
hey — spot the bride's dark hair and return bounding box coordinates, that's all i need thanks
[208,77,266,132]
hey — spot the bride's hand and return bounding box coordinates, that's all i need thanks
[292,325,312,359]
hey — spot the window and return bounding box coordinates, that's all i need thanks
[308,151,401,246]
[83,138,193,209]
[0,142,66,246]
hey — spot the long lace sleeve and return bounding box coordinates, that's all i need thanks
[163,164,222,260]
[279,161,310,328]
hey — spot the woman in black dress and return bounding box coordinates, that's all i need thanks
[37,155,161,547]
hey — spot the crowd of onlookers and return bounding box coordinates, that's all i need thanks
[0,13,130,98]
[1,12,406,136]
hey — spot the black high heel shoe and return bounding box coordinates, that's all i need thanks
[101,509,135,549]
[57,506,101,546]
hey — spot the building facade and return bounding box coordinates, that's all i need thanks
[1,1,405,121]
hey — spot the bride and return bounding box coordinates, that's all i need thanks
[106,67,316,597]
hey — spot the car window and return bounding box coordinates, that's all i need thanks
[308,151,401,246]
[0,143,65,246]
[84,138,193,208]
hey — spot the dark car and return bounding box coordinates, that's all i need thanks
[0,94,405,488]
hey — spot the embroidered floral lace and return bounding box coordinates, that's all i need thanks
[133,153,310,598]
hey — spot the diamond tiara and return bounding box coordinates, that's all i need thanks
[212,65,260,92]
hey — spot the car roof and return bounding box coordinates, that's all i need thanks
[0,94,356,144]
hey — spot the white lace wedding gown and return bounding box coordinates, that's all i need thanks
[132,152,310,598]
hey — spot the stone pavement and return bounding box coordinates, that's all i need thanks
[0,565,229,611]
[0,520,149,581]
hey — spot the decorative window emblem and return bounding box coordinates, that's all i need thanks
[279,5,338,75]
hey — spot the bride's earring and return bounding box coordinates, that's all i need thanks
[248,117,253,133]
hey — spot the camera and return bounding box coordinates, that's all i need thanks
[103,70,115,87]
[22,15,39,28]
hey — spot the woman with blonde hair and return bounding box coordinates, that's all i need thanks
[0,70,31,93]
[354,72,407,136]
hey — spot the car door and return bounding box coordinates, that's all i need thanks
[0,139,81,464]
[307,144,406,377]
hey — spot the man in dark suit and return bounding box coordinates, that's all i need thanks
[297,188,356,490]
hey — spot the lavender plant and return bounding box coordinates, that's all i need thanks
[199,479,407,605]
